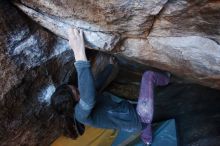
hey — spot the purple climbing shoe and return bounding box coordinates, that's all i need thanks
[141,124,152,145]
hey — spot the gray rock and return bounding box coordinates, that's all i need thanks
[13,0,220,89]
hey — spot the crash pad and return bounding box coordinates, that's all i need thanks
[51,126,118,146]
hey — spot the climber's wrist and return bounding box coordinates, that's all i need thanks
[74,52,87,61]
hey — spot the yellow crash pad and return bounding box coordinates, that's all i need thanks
[51,126,118,146]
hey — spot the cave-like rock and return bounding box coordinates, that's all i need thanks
[1,0,220,146]
[0,1,71,145]
[14,0,220,89]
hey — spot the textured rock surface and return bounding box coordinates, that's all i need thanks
[0,1,71,145]
[14,0,220,89]
[120,37,220,89]
[1,0,220,146]
[16,0,168,37]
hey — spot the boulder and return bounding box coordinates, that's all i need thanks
[14,0,220,89]
[1,0,220,146]
[0,1,72,145]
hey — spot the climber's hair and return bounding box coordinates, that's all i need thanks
[51,84,84,139]
[51,84,76,115]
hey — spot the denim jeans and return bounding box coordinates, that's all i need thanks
[74,61,142,132]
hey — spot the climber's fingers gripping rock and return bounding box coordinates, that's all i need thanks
[68,28,87,61]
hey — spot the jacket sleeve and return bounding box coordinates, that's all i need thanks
[74,61,96,124]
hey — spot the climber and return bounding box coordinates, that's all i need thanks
[51,28,170,145]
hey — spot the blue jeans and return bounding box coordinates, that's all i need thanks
[74,61,142,132]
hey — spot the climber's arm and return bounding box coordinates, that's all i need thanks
[68,28,95,124]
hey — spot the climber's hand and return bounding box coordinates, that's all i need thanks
[68,28,87,61]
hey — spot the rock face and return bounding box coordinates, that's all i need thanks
[1,0,220,146]
[14,0,220,89]
[0,1,72,145]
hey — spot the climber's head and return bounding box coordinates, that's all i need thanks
[51,84,80,114]
[51,84,84,139]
